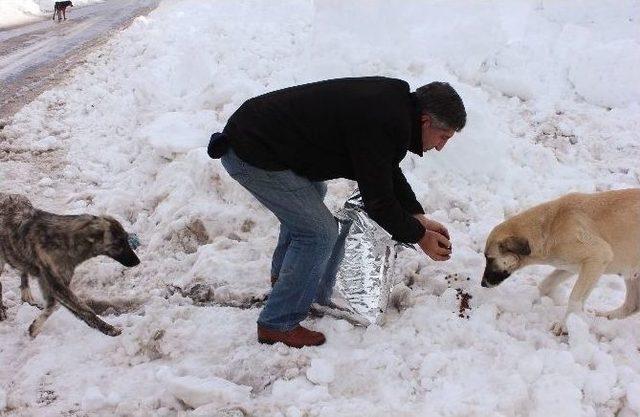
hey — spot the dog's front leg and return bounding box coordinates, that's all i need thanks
[28,288,58,338]
[551,255,610,336]
[20,273,43,309]
[0,262,6,320]
[0,281,7,321]
[43,268,122,336]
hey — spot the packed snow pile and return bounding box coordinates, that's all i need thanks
[0,0,639,416]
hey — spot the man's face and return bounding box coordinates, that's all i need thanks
[421,114,455,152]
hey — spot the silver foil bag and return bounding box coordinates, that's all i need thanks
[328,189,414,325]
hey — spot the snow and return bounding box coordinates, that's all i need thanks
[0,0,639,416]
[137,111,214,159]
[0,0,107,28]
[80,386,120,412]
[305,358,335,386]
[157,367,252,409]
[628,383,640,413]
[0,388,6,410]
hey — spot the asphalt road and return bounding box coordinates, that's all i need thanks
[0,0,159,119]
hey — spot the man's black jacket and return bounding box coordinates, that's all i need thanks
[223,76,426,244]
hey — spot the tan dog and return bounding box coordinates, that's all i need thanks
[481,188,640,335]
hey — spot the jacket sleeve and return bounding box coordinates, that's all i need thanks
[392,166,425,215]
[346,133,426,244]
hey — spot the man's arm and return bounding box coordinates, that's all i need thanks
[348,147,451,260]
[346,126,451,260]
[392,166,424,216]
[347,136,424,243]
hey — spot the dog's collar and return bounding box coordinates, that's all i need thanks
[127,233,141,250]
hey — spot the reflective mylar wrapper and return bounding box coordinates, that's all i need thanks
[329,189,414,325]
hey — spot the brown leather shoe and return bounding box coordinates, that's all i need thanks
[258,324,326,348]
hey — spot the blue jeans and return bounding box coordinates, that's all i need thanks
[221,149,347,331]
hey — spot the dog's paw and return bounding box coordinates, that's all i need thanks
[0,305,7,321]
[106,326,123,337]
[596,306,637,320]
[21,290,43,309]
[28,322,42,338]
[595,310,615,319]
[537,285,552,298]
[550,321,568,336]
[24,298,43,309]
[26,301,45,310]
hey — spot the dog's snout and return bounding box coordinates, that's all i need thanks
[481,268,510,287]
[119,255,140,267]
[126,255,141,267]
[113,247,140,267]
[480,276,497,288]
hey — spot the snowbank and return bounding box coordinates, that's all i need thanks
[0,0,639,416]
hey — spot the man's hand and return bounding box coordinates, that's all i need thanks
[417,230,451,261]
[413,214,450,239]
[413,214,451,261]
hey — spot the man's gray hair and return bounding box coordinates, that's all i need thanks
[414,82,466,131]
[427,113,452,130]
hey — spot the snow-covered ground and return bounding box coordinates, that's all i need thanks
[0,0,107,28]
[1,0,640,416]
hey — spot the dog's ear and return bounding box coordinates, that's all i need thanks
[83,218,107,243]
[86,227,104,243]
[499,236,531,256]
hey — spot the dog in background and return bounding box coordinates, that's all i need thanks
[52,1,73,21]
[481,188,640,335]
[0,193,140,337]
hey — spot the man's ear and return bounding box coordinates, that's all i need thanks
[420,114,431,126]
[499,236,531,256]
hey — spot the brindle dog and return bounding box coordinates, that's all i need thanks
[0,193,140,337]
